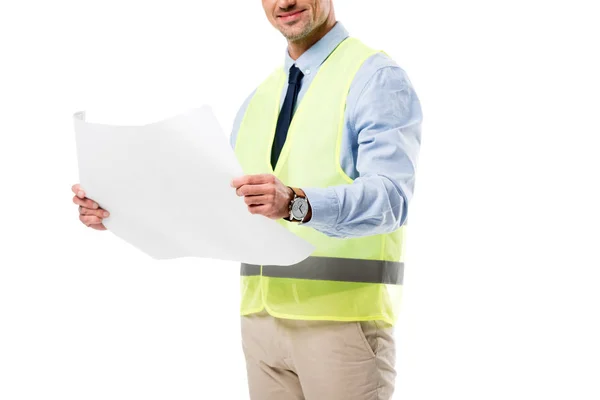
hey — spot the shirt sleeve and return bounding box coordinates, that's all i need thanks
[301,65,423,238]
[230,89,257,149]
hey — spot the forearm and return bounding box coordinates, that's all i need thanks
[302,174,408,238]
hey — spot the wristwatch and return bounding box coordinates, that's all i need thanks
[285,187,309,223]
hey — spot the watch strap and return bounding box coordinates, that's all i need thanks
[292,187,307,198]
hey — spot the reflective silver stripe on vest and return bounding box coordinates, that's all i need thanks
[240,256,403,285]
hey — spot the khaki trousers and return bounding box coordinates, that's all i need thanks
[241,310,396,400]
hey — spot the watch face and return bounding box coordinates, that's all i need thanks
[291,198,308,219]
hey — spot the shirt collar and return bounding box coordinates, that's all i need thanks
[284,21,349,76]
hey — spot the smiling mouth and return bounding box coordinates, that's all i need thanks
[277,9,306,23]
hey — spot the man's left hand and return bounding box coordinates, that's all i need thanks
[231,174,293,219]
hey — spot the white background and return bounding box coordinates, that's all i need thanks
[1,0,599,399]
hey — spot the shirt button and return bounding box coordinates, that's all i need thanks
[305,69,311,75]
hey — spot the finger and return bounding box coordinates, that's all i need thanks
[73,195,99,209]
[79,215,103,226]
[248,204,272,216]
[79,206,109,218]
[71,184,86,199]
[79,206,110,218]
[89,223,107,231]
[244,194,271,206]
[236,183,274,197]
[231,174,275,188]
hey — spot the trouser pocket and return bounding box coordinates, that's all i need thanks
[355,320,378,358]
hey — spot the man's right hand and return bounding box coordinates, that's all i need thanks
[71,183,109,231]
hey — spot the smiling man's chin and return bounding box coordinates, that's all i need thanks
[278,19,312,41]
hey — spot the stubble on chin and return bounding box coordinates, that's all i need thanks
[279,18,314,42]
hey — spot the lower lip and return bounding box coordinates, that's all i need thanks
[278,10,305,22]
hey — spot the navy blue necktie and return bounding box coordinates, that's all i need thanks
[271,64,304,170]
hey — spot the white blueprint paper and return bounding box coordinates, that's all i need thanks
[73,106,314,265]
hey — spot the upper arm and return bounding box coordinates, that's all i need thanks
[350,55,423,205]
[351,57,422,151]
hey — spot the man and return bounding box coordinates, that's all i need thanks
[72,0,422,398]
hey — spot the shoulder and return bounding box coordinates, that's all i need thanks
[347,49,422,128]
[353,51,412,93]
[236,64,284,117]
[231,66,284,147]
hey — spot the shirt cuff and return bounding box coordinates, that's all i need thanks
[300,187,339,229]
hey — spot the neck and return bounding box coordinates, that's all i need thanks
[287,16,337,60]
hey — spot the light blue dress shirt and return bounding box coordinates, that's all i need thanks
[230,22,422,239]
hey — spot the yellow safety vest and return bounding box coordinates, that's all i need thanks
[234,37,406,325]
